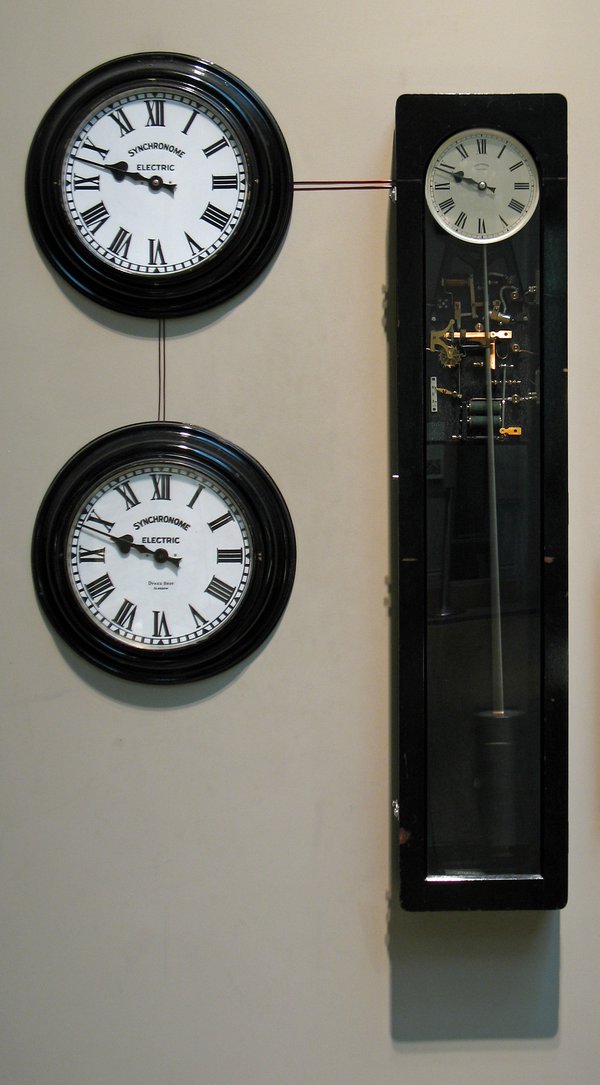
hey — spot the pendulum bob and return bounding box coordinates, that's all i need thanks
[474,708,525,870]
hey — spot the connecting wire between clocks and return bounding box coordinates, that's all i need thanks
[293,179,393,191]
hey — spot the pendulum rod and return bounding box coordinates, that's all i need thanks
[482,245,505,716]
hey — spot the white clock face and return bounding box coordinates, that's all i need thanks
[425,128,539,243]
[61,87,248,275]
[68,461,252,648]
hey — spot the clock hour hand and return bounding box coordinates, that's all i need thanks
[435,164,496,192]
[73,156,176,193]
[82,523,181,568]
[119,535,182,568]
[453,170,496,193]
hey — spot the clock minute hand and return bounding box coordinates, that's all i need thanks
[435,164,496,192]
[73,156,177,193]
[435,163,459,177]
[453,170,496,193]
[82,523,181,568]
[119,535,182,568]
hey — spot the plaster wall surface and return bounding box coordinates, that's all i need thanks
[1,2,598,1083]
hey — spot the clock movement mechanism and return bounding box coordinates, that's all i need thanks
[423,235,543,874]
[426,248,539,444]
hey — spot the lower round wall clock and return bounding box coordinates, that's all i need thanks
[32,422,296,683]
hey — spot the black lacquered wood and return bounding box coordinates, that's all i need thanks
[394,94,567,910]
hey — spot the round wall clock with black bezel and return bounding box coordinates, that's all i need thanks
[25,52,293,317]
[32,422,296,683]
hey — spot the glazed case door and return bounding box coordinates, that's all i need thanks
[394,95,567,910]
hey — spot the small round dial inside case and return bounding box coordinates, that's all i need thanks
[425,127,539,243]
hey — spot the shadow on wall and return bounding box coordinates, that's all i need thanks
[388,899,560,1041]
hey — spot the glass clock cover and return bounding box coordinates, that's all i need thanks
[32,423,296,683]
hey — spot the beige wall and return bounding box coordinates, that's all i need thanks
[2,2,598,1082]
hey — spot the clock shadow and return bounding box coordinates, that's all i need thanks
[51,625,273,709]
[384,144,560,1042]
[47,240,284,340]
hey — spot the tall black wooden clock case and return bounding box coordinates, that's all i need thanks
[394,95,567,910]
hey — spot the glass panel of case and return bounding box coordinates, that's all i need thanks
[424,218,542,878]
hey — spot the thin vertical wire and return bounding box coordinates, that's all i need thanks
[157,318,166,421]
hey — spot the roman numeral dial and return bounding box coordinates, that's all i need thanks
[68,459,253,648]
[62,85,248,276]
[425,127,539,242]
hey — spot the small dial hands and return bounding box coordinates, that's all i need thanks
[83,523,181,568]
[454,170,496,193]
[73,155,176,193]
[436,164,495,192]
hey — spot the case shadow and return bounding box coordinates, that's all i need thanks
[388,900,560,1041]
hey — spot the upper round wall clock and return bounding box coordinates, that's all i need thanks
[424,127,539,244]
[32,422,296,683]
[25,53,293,316]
